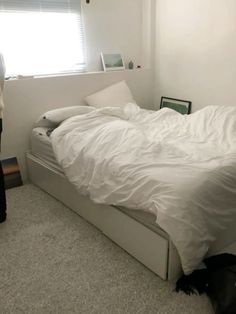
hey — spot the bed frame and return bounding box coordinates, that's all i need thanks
[26,152,182,281]
[26,152,236,280]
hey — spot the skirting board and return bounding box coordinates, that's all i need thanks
[26,152,183,281]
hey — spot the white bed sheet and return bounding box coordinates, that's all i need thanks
[50,104,236,274]
[30,127,168,238]
[31,127,63,174]
[30,120,236,273]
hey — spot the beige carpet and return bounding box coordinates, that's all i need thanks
[0,184,214,314]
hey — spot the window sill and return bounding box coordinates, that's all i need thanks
[5,68,145,81]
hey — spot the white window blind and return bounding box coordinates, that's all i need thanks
[0,0,86,77]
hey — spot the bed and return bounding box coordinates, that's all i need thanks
[27,126,180,280]
[26,103,236,281]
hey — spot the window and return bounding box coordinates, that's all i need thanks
[0,0,86,77]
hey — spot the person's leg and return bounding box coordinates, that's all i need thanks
[0,161,6,223]
[0,118,6,223]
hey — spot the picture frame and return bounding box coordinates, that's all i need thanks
[101,53,125,72]
[160,96,191,115]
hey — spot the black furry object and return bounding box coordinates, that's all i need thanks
[175,269,209,295]
[176,254,236,314]
[204,253,236,271]
[176,254,236,295]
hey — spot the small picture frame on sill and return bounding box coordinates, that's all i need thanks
[160,97,191,115]
[101,53,125,72]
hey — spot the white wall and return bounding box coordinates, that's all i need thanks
[82,0,143,72]
[2,69,153,181]
[1,0,157,181]
[155,0,236,111]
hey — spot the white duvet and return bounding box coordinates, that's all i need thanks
[51,103,236,274]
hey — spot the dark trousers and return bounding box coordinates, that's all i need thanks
[0,118,6,222]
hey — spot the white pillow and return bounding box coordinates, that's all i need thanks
[35,106,95,127]
[85,80,136,108]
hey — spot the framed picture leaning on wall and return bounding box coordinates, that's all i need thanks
[101,53,125,71]
[160,97,192,114]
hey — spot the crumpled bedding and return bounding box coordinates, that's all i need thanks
[51,103,236,274]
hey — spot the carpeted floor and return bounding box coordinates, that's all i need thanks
[0,184,214,314]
